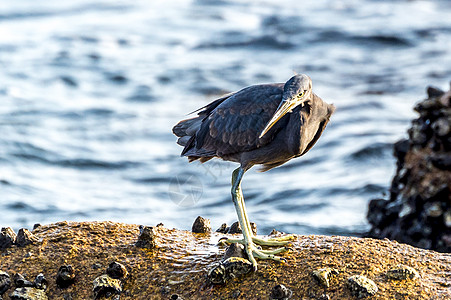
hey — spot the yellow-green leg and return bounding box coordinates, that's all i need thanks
[224,167,296,270]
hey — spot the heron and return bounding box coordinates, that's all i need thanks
[173,74,335,270]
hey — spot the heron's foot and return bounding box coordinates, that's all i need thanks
[252,234,296,246]
[219,234,295,247]
[218,236,291,270]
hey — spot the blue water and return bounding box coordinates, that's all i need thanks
[1,0,451,236]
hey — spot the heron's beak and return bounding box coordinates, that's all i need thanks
[259,98,298,138]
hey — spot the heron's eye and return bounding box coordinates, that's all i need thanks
[298,91,304,98]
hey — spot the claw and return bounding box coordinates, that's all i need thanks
[217,237,229,246]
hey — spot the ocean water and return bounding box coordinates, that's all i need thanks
[1,0,451,236]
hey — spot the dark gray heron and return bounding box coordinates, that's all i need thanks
[173,74,335,270]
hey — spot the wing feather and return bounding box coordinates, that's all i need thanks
[192,83,287,157]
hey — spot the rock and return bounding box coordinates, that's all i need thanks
[0,271,11,295]
[10,287,48,300]
[92,275,121,300]
[34,274,47,291]
[135,225,157,249]
[207,257,253,285]
[227,221,257,235]
[347,275,378,298]
[0,227,16,249]
[191,216,211,233]
[387,264,419,280]
[0,221,449,298]
[312,268,339,288]
[14,274,34,288]
[56,266,75,288]
[15,229,38,247]
[216,223,228,233]
[223,243,246,260]
[269,284,292,299]
[367,83,451,252]
[106,262,128,279]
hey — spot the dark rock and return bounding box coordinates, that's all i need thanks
[56,266,75,288]
[227,221,257,235]
[106,262,128,279]
[216,223,228,233]
[34,274,47,290]
[13,274,34,288]
[269,229,283,235]
[270,284,292,300]
[191,216,211,233]
[223,243,246,261]
[0,271,11,295]
[32,224,41,231]
[170,295,183,300]
[92,275,121,300]
[91,263,102,270]
[15,229,38,247]
[427,86,444,98]
[207,257,253,285]
[367,84,451,252]
[430,155,451,170]
[0,227,16,249]
[135,225,157,249]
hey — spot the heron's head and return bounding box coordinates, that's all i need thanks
[259,74,312,138]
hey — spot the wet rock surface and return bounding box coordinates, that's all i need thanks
[0,221,449,299]
[9,287,48,300]
[367,83,451,252]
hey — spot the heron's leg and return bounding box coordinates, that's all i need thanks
[227,167,290,269]
[231,167,258,267]
[237,191,296,246]
[233,169,254,238]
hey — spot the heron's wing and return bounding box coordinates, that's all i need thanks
[194,84,286,156]
[300,103,335,155]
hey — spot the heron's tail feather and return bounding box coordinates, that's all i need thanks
[172,117,202,137]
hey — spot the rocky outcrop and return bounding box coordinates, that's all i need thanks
[367,83,451,252]
[0,221,450,299]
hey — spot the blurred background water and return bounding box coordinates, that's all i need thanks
[1,0,451,235]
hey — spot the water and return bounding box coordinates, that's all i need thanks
[1,0,451,236]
